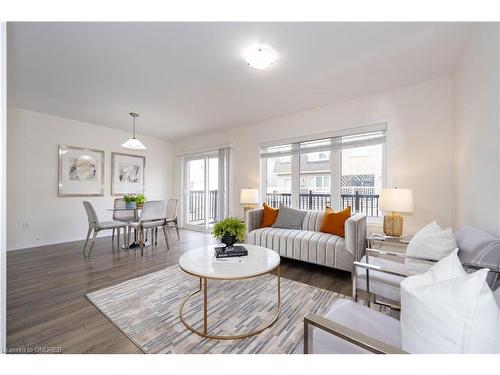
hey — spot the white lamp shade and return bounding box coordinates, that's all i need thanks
[379,188,414,213]
[240,188,259,204]
[121,138,147,150]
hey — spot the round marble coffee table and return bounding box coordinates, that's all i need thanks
[178,244,281,340]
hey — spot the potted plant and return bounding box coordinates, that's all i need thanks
[135,194,146,208]
[212,217,246,247]
[123,194,136,209]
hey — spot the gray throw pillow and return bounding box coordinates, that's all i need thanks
[271,206,307,230]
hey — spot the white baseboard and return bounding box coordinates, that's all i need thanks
[7,231,112,252]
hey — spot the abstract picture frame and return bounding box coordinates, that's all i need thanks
[58,145,105,197]
[111,152,146,196]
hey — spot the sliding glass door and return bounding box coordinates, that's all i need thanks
[183,149,229,231]
[185,157,207,230]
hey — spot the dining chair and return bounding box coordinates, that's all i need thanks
[112,198,136,244]
[82,201,128,258]
[128,200,168,256]
[113,198,136,222]
[165,198,180,240]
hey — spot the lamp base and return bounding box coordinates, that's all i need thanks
[243,204,257,212]
[383,213,403,237]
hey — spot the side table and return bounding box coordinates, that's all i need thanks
[366,233,412,255]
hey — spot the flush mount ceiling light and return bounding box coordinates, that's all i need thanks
[121,112,147,150]
[244,45,276,70]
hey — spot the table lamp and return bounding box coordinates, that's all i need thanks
[240,188,259,212]
[379,188,414,237]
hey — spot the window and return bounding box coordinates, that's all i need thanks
[263,145,292,207]
[261,128,385,216]
[298,139,332,209]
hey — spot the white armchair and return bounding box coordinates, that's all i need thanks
[303,299,405,354]
[305,248,500,354]
[353,249,433,308]
[353,226,500,309]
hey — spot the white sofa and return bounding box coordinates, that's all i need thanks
[245,208,367,273]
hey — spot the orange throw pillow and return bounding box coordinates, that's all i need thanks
[320,206,351,237]
[260,203,279,228]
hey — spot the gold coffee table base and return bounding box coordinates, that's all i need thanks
[179,266,281,340]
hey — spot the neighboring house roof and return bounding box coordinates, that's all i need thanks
[273,157,330,174]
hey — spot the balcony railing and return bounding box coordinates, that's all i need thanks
[341,191,380,217]
[266,190,380,217]
[188,190,380,224]
[188,190,218,223]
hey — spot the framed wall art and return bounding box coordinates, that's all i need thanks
[58,145,105,197]
[111,152,145,196]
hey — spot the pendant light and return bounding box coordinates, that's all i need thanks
[121,112,146,150]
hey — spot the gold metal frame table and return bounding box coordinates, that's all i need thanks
[178,244,281,340]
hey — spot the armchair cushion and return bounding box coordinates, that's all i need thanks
[454,226,500,271]
[311,299,400,354]
[405,220,457,274]
[401,249,500,353]
[356,255,406,303]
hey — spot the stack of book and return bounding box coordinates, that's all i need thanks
[214,245,248,258]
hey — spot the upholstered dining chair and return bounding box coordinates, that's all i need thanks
[82,201,128,258]
[165,198,180,240]
[127,200,168,256]
[353,226,500,309]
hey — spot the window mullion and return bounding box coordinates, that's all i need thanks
[291,143,300,208]
[260,157,267,206]
[330,138,341,211]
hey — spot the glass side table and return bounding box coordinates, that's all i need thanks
[366,233,412,251]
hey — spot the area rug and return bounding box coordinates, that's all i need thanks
[87,265,375,353]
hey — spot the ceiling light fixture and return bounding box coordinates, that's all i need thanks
[244,45,276,70]
[121,112,146,150]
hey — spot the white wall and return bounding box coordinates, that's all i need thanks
[453,24,500,236]
[1,22,7,352]
[174,77,454,235]
[7,107,174,250]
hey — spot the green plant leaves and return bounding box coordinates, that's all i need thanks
[212,217,246,241]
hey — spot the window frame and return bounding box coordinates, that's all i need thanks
[260,124,387,220]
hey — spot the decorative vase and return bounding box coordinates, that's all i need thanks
[221,233,237,247]
[126,201,136,209]
[136,203,144,208]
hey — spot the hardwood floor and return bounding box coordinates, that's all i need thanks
[6,229,352,353]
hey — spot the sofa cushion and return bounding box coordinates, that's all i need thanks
[271,206,307,230]
[247,227,352,271]
[302,210,325,231]
[320,206,351,237]
[260,203,279,228]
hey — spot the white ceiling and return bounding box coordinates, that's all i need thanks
[7,22,475,141]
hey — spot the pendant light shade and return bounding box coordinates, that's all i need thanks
[122,112,146,150]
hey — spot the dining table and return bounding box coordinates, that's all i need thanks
[107,207,151,249]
